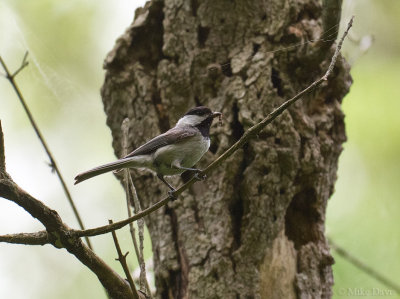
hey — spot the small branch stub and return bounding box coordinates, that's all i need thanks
[109,220,140,299]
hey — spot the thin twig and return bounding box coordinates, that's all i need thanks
[0,121,5,172]
[128,175,151,297]
[122,119,152,297]
[73,16,354,239]
[0,53,92,250]
[122,119,140,257]
[109,220,139,299]
[130,175,146,292]
[74,195,170,237]
[329,238,400,294]
[122,119,138,244]
[124,188,152,298]
[11,51,29,78]
[122,119,141,262]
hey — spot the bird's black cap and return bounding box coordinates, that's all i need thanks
[184,106,212,116]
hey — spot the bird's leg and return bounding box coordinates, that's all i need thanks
[157,175,176,191]
[157,174,177,200]
[171,162,206,181]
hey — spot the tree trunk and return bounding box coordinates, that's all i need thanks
[101,0,351,298]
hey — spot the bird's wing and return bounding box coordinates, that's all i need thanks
[124,126,197,158]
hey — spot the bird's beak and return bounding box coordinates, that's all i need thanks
[212,111,222,118]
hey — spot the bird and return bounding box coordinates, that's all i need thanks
[74,106,221,196]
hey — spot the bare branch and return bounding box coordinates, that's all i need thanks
[109,220,139,299]
[0,179,64,231]
[121,118,142,266]
[323,16,353,80]
[128,175,151,297]
[72,17,354,239]
[0,231,49,245]
[11,51,29,78]
[0,121,5,172]
[73,196,170,237]
[0,53,92,249]
[0,177,134,298]
[122,119,152,297]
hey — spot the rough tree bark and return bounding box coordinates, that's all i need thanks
[101,0,351,298]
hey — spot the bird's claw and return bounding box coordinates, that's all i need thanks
[168,190,177,201]
[194,171,206,181]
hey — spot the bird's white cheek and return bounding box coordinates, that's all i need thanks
[176,115,206,126]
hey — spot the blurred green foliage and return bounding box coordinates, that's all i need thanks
[327,1,400,298]
[328,58,400,299]
[0,0,399,298]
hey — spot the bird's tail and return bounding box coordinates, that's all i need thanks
[74,158,134,185]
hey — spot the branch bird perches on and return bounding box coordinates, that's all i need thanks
[0,16,358,299]
[1,17,353,242]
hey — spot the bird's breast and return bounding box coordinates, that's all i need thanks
[153,135,210,175]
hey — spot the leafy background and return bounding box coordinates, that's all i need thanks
[0,0,399,298]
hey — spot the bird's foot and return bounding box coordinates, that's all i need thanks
[168,189,178,201]
[194,170,206,181]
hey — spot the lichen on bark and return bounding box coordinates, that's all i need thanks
[101,0,351,298]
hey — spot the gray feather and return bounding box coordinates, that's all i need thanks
[124,126,197,158]
[74,158,132,184]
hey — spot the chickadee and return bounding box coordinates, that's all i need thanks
[74,106,221,194]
